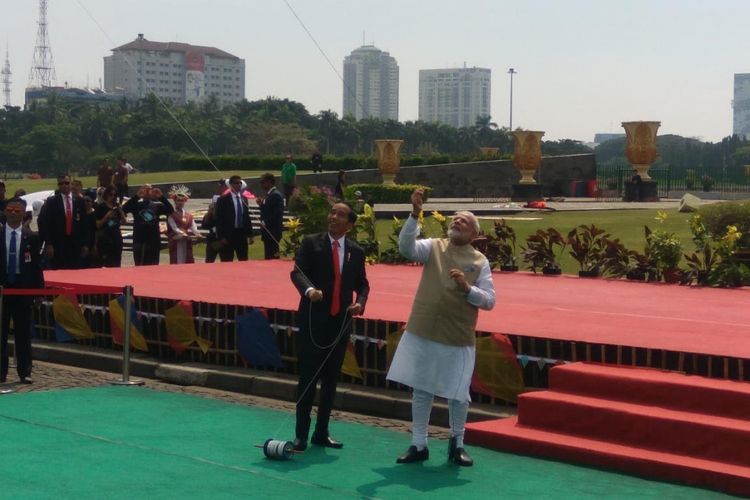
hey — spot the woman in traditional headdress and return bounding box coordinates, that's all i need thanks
[167,185,202,264]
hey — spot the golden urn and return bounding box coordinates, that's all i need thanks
[622,121,660,181]
[512,131,545,184]
[374,139,404,185]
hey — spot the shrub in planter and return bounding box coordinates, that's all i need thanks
[567,224,609,277]
[522,228,567,274]
[701,174,714,192]
[698,201,750,249]
[344,184,432,204]
[493,219,518,271]
[600,237,632,278]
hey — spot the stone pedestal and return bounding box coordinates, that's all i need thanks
[511,184,543,202]
[623,181,658,202]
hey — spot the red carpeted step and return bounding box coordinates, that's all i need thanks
[465,417,750,498]
[516,391,750,466]
[549,363,750,420]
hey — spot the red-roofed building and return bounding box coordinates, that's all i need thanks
[103,34,245,106]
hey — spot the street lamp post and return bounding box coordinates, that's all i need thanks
[508,68,517,131]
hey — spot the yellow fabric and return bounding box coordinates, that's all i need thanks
[340,344,363,379]
[52,295,95,339]
[164,302,211,354]
[108,297,149,352]
[474,335,525,402]
[386,327,405,369]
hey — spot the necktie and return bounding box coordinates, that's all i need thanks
[330,240,341,316]
[235,195,242,228]
[65,195,73,236]
[8,230,17,284]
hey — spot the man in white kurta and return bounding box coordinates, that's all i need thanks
[387,189,495,466]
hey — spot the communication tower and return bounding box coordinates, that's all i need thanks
[28,0,56,88]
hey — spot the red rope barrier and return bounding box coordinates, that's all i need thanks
[1,283,125,296]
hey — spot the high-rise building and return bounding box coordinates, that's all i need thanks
[104,34,245,106]
[733,73,750,139]
[419,66,491,128]
[342,45,398,120]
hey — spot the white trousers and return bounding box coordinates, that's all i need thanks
[411,389,469,450]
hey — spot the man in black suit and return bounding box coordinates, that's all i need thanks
[215,175,253,261]
[257,173,284,260]
[122,184,173,266]
[290,202,369,451]
[38,174,89,269]
[1,198,44,384]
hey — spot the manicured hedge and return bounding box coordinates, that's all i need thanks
[343,183,432,203]
[698,201,750,247]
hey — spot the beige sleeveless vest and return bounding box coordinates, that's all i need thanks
[406,239,488,346]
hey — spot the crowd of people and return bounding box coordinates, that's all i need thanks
[0,165,290,271]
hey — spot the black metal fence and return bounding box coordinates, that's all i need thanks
[596,161,750,200]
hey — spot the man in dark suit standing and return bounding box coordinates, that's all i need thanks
[122,184,173,266]
[38,174,89,269]
[290,202,369,451]
[215,175,253,261]
[1,198,44,384]
[257,173,284,260]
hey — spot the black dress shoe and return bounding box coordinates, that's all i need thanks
[448,437,473,466]
[310,435,343,449]
[396,445,429,464]
[292,438,307,452]
[20,376,33,385]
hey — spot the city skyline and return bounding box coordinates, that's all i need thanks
[2,1,750,143]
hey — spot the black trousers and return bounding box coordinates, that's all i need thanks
[1,294,33,380]
[295,317,348,441]
[133,240,160,266]
[218,229,249,262]
[205,236,219,263]
[50,238,83,270]
[262,230,281,260]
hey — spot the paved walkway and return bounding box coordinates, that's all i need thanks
[4,360,454,439]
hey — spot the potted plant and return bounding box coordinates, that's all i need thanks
[600,237,632,278]
[701,175,714,192]
[522,228,566,275]
[567,224,609,277]
[647,212,683,282]
[494,219,519,271]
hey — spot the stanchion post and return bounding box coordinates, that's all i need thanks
[0,286,15,395]
[112,285,144,386]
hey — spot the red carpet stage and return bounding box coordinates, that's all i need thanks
[466,363,750,496]
[46,260,750,362]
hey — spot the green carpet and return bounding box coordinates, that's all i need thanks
[0,387,730,499]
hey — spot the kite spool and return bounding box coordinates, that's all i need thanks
[260,439,295,460]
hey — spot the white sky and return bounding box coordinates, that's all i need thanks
[2,0,749,143]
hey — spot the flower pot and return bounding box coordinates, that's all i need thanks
[662,268,682,284]
[622,121,660,181]
[374,139,404,185]
[512,131,545,184]
[542,266,562,275]
[626,270,646,281]
[500,264,519,272]
[578,269,600,278]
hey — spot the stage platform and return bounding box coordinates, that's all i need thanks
[45,260,750,383]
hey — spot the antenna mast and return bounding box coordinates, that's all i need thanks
[1,46,11,106]
[28,0,56,88]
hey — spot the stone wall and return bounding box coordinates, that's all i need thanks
[144,153,596,199]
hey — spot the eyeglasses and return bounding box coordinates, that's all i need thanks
[230,181,242,185]
[4,207,23,214]
[58,181,70,185]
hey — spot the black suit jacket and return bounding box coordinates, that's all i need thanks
[0,226,45,289]
[215,192,253,240]
[38,193,89,248]
[291,233,369,338]
[259,187,284,239]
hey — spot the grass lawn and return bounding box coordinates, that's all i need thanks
[4,170,314,195]
[186,208,695,275]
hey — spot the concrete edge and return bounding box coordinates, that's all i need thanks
[30,341,513,427]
